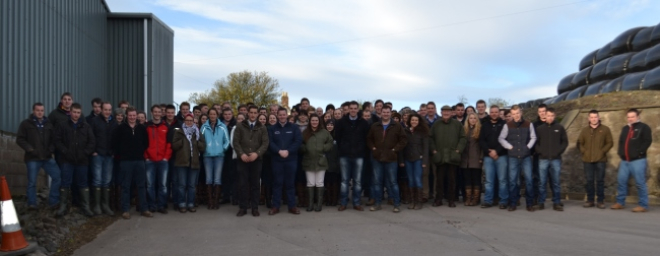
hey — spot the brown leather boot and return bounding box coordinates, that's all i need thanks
[213,185,222,209]
[207,185,213,209]
[464,186,472,206]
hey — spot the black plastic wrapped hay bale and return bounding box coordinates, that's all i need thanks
[601,76,625,93]
[565,86,588,101]
[610,27,645,54]
[645,43,660,69]
[557,73,577,94]
[589,57,611,83]
[550,91,570,104]
[621,71,647,91]
[632,27,654,51]
[605,52,635,79]
[583,80,608,96]
[595,43,613,63]
[651,22,660,46]
[628,48,651,73]
[571,66,592,88]
[579,50,597,71]
[642,66,660,90]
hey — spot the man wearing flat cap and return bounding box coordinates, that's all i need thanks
[429,105,466,208]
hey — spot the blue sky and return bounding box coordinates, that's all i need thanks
[105,0,659,110]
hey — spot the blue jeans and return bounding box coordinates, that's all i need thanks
[483,155,508,205]
[203,156,224,185]
[584,162,605,203]
[538,159,562,204]
[91,155,113,188]
[405,160,423,188]
[120,161,148,212]
[372,159,400,206]
[272,160,296,209]
[61,163,89,189]
[340,157,364,206]
[177,167,199,208]
[26,159,61,206]
[145,160,169,210]
[508,156,534,206]
[616,158,648,208]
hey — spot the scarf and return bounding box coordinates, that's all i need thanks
[182,123,199,156]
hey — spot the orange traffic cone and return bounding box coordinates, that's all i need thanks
[0,176,29,252]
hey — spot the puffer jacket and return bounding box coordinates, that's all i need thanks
[301,129,334,171]
[200,120,230,157]
[401,128,429,166]
[172,127,206,169]
[16,115,55,162]
[144,121,172,161]
[54,118,95,165]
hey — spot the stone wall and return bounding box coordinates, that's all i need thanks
[0,130,47,196]
[560,107,660,205]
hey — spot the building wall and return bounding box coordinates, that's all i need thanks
[0,131,47,195]
[0,0,108,133]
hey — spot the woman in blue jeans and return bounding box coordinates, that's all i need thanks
[172,114,206,213]
[200,109,230,209]
[401,113,429,210]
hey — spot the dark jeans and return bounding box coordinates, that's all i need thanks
[435,164,457,202]
[26,159,61,206]
[237,159,262,210]
[221,154,237,201]
[371,159,400,206]
[177,167,199,208]
[272,160,296,209]
[120,161,148,212]
[463,168,482,187]
[339,157,364,206]
[61,163,89,188]
[145,160,169,211]
[583,162,606,203]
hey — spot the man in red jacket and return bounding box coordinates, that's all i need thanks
[145,105,172,214]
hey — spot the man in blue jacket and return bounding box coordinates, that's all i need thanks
[268,107,303,215]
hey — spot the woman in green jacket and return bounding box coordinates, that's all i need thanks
[300,114,334,212]
[172,114,206,213]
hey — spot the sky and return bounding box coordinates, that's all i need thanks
[105,0,660,110]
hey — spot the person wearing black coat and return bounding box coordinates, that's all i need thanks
[53,103,95,217]
[534,108,568,211]
[478,106,508,209]
[334,101,370,211]
[16,103,62,209]
[89,102,118,216]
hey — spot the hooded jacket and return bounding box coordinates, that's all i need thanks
[301,128,334,171]
[144,120,172,161]
[172,127,206,169]
[16,115,56,162]
[90,114,117,156]
[200,119,230,157]
[54,118,95,165]
[48,103,70,127]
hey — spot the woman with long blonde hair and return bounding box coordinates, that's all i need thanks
[460,113,483,206]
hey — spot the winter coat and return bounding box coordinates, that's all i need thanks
[401,128,429,167]
[479,118,507,156]
[16,115,56,162]
[113,122,149,161]
[577,123,613,163]
[268,122,302,162]
[535,121,568,160]
[334,115,370,158]
[301,129,334,171]
[200,120,230,157]
[233,120,269,159]
[618,121,652,161]
[429,118,466,166]
[144,121,172,161]
[498,119,537,159]
[461,127,483,169]
[172,127,206,169]
[367,121,408,163]
[48,104,70,127]
[54,119,95,165]
[90,115,117,156]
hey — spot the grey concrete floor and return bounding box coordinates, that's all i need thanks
[73,200,659,256]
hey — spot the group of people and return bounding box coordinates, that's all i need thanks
[16,94,653,220]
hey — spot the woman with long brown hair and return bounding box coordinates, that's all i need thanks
[401,113,429,210]
[300,114,334,212]
[460,113,483,206]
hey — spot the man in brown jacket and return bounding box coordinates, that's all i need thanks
[577,110,613,209]
[366,106,408,212]
[233,105,269,217]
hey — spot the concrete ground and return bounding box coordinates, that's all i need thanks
[74,200,658,256]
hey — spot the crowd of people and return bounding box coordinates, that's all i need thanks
[16,93,653,220]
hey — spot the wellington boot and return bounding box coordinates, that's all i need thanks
[79,188,95,217]
[101,188,115,216]
[306,187,315,212]
[92,187,102,215]
[56,189,70,217]
[315,187,324,212]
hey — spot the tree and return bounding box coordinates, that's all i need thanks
[457,95,469,105]
[188,70,281,112]
[488,97,511,108]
